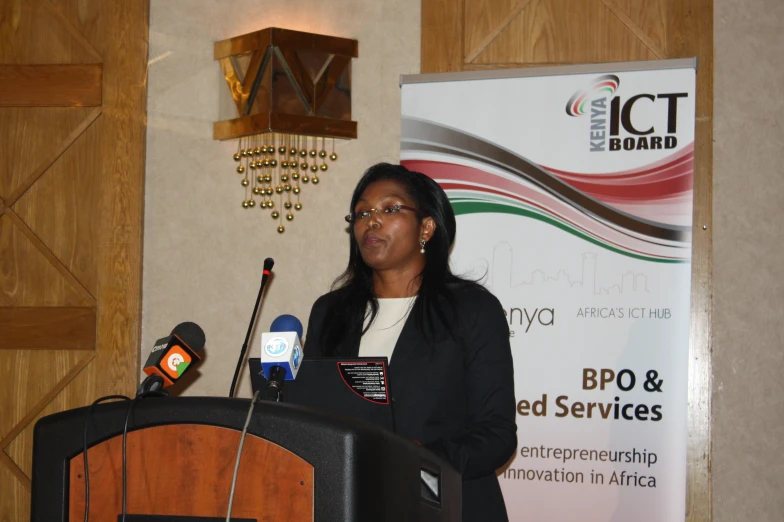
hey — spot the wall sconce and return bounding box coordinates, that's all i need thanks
[214,28,358,233]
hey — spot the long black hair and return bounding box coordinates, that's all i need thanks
[319,162,483,354]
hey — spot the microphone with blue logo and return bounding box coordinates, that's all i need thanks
[260,314,304,401]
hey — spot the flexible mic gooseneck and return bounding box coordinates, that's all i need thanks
[229,257,274,397]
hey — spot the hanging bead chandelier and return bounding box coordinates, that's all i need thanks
[214,28,358,233]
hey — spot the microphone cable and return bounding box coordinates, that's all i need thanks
[120,391,166,522]
[226,390,260,522]
[82,394,132,522]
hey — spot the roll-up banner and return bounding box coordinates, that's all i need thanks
[401,59,696,522]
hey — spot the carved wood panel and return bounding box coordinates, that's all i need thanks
[0,1,147,519]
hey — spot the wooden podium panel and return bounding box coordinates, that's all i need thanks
[68,424,313,521]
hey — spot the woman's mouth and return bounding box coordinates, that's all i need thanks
[363,234,384,247]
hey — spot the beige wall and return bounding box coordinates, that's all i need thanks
[144,0,784,519]
[713,0,784,520]
[143,0,420,397]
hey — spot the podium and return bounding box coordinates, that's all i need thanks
[30,396,461,521]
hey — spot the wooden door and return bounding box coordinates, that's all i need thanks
[0,0,148,518]
[421,1,712,520]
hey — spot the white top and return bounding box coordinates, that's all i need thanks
[358,297,416,363]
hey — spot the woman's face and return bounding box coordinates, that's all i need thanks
[352,179,434,272]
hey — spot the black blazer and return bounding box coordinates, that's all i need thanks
[304,284,517,522]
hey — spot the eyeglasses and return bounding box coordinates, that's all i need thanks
[345,204,420,224]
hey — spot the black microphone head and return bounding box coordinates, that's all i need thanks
[263,257,274,272]
[171,321,206,354]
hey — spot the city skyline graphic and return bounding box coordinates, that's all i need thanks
[462,242,651,296]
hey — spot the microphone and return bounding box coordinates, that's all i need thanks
[229,257,274,398]
[260,314,304,400]
[139,322,205,395]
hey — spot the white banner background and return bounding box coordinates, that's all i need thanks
[401,62,695,522]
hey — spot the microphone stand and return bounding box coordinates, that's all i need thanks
[136,375,169,397]
[229,258,274,398]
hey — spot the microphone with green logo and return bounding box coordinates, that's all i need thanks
[138,322,205,396]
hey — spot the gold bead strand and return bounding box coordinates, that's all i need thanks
[272,133,282,230]
[241,139,250,194]
[248,136,257,208]
[272,133,280,208]
[284,135,294,224]
[263,133,271,170]
[265,135,274,209]
[260,134,268,209]
[276,170,285,234]
[298,134,307,184]
[271,132,278,170]
[270,146,280,223]
[252,135,259,208]
[298,135,307,173]
[309,136,318,176]
[289,134,300,186]
[249,136,256,205]
[311,136,320,185]
[237,137,247,174]
[259,134,269,209]
[289,133,297,161]
[294,151,302,212]
[240,137,250,208]
[259,135,268,209]
[233,138,242,164]
[319,136,328,173]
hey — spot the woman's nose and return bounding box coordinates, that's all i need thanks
[366,211,382,228]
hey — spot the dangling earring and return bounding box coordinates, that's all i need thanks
[420,239,426,254]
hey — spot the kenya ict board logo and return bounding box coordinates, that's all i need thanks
[565,75,620,117]
[566,74,688,153]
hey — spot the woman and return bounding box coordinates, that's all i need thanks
[304,163,517,521]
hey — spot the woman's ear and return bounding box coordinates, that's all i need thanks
[420,216,436,241]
